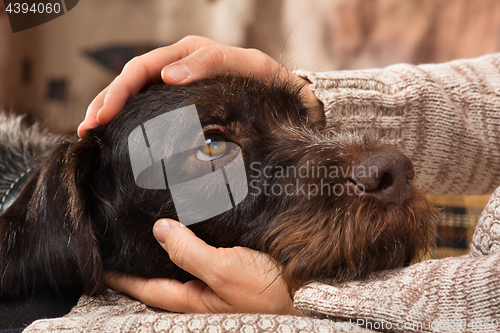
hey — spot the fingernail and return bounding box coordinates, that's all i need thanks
[164,64,190,82]
[153,219,171,245]
[102,91,110,104]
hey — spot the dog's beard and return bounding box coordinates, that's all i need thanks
[243,128,437,289]
[262,188,437,288]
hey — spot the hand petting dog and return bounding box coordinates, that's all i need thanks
[105,219,297,315]
[79,35,323,137]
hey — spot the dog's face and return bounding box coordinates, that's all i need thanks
[0,76,436,298]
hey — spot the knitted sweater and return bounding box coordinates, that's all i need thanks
[24,54,500,332]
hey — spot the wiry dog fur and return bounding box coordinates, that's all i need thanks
[0,76,437,300]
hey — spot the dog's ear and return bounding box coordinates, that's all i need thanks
[0,138,110,298]
[61,133,119,296]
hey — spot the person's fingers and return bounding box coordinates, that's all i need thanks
[95,36,217,126]
[104,271,234,313]
[161,46,282,85]
[153,219,223,284]
[153,220,269,294]
[77,86,110,137]
[160,46,323,124]
[106,219,296,314]
[153,220,294,314]
[80,35,288,137]
[94,56,163,126]
[80,36,213,134]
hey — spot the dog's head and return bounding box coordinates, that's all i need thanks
[0,75,436,298]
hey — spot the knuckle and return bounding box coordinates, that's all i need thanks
[245,48,275,68]
[121,56,140,72]
[185,282,208,312]
[180,35,207,45]
[180,35,198,43]
[168,238,186,268]
[198,45,225,68]
[245,48,265,60]
[245,48,262,56]
[209,249,233,282]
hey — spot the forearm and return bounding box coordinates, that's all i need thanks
[295,53,500,196]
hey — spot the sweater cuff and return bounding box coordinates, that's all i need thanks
[293,69,331,116]
[292,67,407,148]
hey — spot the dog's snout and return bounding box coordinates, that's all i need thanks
[350,151,414,205]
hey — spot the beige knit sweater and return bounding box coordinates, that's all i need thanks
[25,54,500,332]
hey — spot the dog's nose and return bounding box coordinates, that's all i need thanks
[350,151,414,205]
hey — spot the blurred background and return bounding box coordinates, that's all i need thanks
[1,0,499,257]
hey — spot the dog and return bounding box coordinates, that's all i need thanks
[0,76,437,301]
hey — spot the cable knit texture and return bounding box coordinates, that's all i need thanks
[470,186,500,257]
[25,54,500,332]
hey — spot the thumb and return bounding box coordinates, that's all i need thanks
[153,219,218,281]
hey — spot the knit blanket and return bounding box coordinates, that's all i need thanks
[23,290,372,333]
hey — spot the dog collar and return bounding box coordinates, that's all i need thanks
[0,169,34,216]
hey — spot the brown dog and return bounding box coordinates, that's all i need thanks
[0,76,436,301]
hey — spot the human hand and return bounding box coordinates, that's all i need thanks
[105,219,297,315]
[79,35,323,137]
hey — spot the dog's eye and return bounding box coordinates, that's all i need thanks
[196,135,228,161]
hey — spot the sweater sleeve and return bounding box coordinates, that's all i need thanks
[295,54,500,196]
[293,254,500,333]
